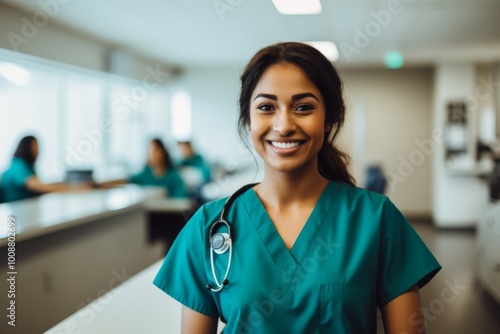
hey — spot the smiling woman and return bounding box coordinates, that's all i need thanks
[153,42,441,334]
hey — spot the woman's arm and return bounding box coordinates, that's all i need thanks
[93,178,128,189]
[381,285,426,334]
[24,176,80,194]
[181,306,218,334]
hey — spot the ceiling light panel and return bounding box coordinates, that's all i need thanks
[272,0,322,15]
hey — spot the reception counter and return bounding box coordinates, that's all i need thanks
[0,185,164,246]
[0,186,191,333]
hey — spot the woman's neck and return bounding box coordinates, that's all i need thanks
[255,166,329,209]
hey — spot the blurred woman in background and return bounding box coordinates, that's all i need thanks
[129,138,188,198]
[1,135,77,202]
[177,141,211,183]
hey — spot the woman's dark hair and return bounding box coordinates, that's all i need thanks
[151,138,173,170]
[13,135,38,168]
[238,42,355,186]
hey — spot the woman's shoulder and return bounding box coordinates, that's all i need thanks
[330,182,408,229]
[11,157,28,167]
[334,181,387,199]
[5,158,33,174]
[187,195,229,228]
[330,181,391,209]
[199,195,229,215]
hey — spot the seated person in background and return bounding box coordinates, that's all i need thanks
[1,135,85,202]
[130,138,188,198]
[177,141,211,183]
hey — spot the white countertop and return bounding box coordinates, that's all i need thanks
[45,260,225,334]
[0,185,167,246]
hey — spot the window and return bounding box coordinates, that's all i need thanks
[0,48,174,184]
[0,60,62,182]
[171,91,192,141]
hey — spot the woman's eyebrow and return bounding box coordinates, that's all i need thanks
[292,93,319,101]
[253,92,319,101]
[253,93,277,101]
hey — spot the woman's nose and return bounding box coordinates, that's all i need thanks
[272,111,296,136]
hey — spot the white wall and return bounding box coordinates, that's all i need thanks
[341,67,434,216]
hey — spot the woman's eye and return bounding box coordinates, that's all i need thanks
[296,104,313,112]
[257,104,274,112]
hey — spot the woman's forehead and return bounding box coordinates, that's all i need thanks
[252,63,320,97]
[251,64,321,103]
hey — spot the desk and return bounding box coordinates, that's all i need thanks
[144,197,195,253]
[0,186,192,333]
[45,260,225,333]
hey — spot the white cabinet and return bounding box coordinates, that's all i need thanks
[477,203,500,304]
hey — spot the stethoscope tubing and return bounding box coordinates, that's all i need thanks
[207,183,259,292]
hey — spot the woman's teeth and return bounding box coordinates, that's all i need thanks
[271,141,301,149]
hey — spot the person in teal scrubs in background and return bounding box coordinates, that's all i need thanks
[1,135,78,202]
[177,141,212,183]
[129,138,188,198]
[153,42,441,333]
[95,138,187,198]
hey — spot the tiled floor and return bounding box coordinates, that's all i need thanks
[409,223,500,334]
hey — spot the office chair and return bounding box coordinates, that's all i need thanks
[365,165,388,195]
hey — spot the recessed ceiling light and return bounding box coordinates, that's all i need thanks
[306,41,339,62]
[272,0,322,15]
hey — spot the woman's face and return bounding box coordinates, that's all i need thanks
[31,140,39,161]
[249,62,327,174]
[148,142,165,167]
[178,142,193,159]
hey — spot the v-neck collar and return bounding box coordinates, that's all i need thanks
[240,181,337,285]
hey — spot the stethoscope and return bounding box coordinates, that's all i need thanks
[206,183,258,292]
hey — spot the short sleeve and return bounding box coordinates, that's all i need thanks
[153,206,218,318]
[377,198,441,306]
[12,159,35,186]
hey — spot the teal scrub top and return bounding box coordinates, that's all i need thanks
[1,157,39,202]
[129,166,188,198]
[180,154,211,182]
[153,181,441,333]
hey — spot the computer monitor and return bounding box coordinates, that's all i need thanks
[65,169,94,184]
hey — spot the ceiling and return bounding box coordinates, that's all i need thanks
[3,0,500,69]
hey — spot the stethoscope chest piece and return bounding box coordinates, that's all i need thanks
[211,232,230,254]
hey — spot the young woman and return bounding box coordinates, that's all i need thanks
[129,138,188,198]
[1,136,78,202]
[96,138,187,198]
[153,42,441,333]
